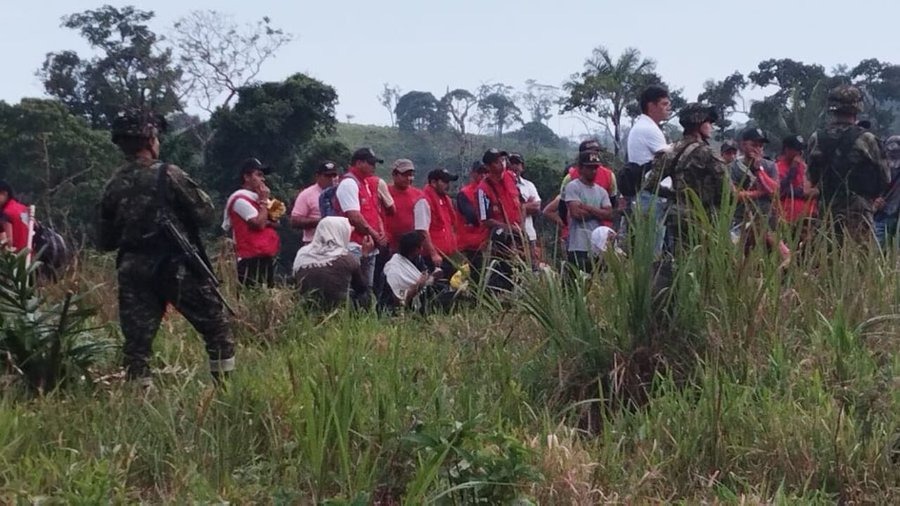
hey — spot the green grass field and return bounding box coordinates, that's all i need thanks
[1,210,899,504]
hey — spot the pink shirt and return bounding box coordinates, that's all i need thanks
[291,184,323,243]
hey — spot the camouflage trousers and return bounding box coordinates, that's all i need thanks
[117,252,235,380]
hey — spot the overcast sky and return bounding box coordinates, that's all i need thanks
[2,0,898,138]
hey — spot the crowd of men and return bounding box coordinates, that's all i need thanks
[97,82,899,385]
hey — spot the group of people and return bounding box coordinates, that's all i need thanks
[98,81,897,386]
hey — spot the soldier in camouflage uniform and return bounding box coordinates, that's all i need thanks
[807,85,889,245]
[643,103,727,251]
[99,110,235,386]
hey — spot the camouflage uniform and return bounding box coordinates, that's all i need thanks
[99,112,234,382]
[643,103,728,250]
[807,85,889,244]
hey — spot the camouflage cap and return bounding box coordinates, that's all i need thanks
[827,85,863,114]
[885,135,900,155]
[678,103,718,129]
[111,109,167,143]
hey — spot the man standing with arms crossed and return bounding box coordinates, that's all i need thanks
[336,147,388,288]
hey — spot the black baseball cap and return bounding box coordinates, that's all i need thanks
[427,169,460,183]
[240,157,271,175]
[316,160,339,175]
[470,160,488,173]
[782,135,806,151]
[350,147,384,164]
[720,140,738,154]
[739,127,769,143]
[578,150,603,166]
[508,153,525,165]
[482,148,509,165]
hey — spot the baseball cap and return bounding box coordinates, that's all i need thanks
[578,150,603,166]
[470,160,488,173]
[351,147,384,164]
[427,169,460,182]
[507,153,525,165]
[391,159,415,173]
[240,157,271,175]
[781,135,806,151]
[720,140,738,154]
[482,148,509,165]
[316,160,339,175]
[740,127,769,143]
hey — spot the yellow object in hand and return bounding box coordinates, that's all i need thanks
[267,198,287,221]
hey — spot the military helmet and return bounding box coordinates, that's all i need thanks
[110,109,167,144]
[678,103,718,129]
[827,85,863,114]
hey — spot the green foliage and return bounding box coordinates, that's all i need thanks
[395,91,447,133]
[0,251,109,392]
[205,73,338,198]
[0,98,122,239]
[476,84,523,141]
[698,72,749,137]
[39,5,182,128]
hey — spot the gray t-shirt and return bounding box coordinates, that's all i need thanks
[563,179,611,252]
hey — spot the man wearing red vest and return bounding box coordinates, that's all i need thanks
[336,147,387,288]
[477,148,523,236]
[456,161,489,279]
[418,169,460,276]
[385,159,424,252]
[0,180,31,252]
[223,158,281,287]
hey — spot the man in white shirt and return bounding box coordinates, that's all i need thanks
[627,85,672,255]
[335,147,386,288]
[508,153,541,268]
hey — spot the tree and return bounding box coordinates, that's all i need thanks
[521,80,560,124]
[562,46,658,156]
[698,72,748,137]
[172,10,293,113]
[0,99,121,240]
[39,5,182,128]
[849,59,900,134]
[441,88,478,136]
[476,84,522,141]
[378,83,402,127]
[395,91,446,133]
[508,121,561,150]
[205,73,338,198]
[747,59,834,140]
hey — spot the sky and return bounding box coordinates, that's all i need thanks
[2,0,899,139]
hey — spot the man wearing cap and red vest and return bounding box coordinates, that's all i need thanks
[223,158,281,287]
[477,148,523,235]
[417,168,460,275]
[335,147,387,288]
[385,159,424,252]
[456,161,489,278]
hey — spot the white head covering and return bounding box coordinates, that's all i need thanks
[590,226,616,255]
[292,216,351,272]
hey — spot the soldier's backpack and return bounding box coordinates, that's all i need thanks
[816,125,887,199]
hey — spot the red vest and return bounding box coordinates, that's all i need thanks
[567,165,615,193]
[478,172,522,226]
[457,183,488,251]
[228,194,280,260]
[3,199,30,251]
[337,169,383,244]
[423,185,458,255]
[386,185,423,252]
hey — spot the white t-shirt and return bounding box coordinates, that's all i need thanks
[413,199,431,230]
[516,177,541,241]
[626,114,669,165]
[335,177,360,212]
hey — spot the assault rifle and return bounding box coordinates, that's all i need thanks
[155,162,235,316]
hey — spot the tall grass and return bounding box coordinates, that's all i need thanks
[1,208,899,503]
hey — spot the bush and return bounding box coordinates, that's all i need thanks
[0,250,111,392]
